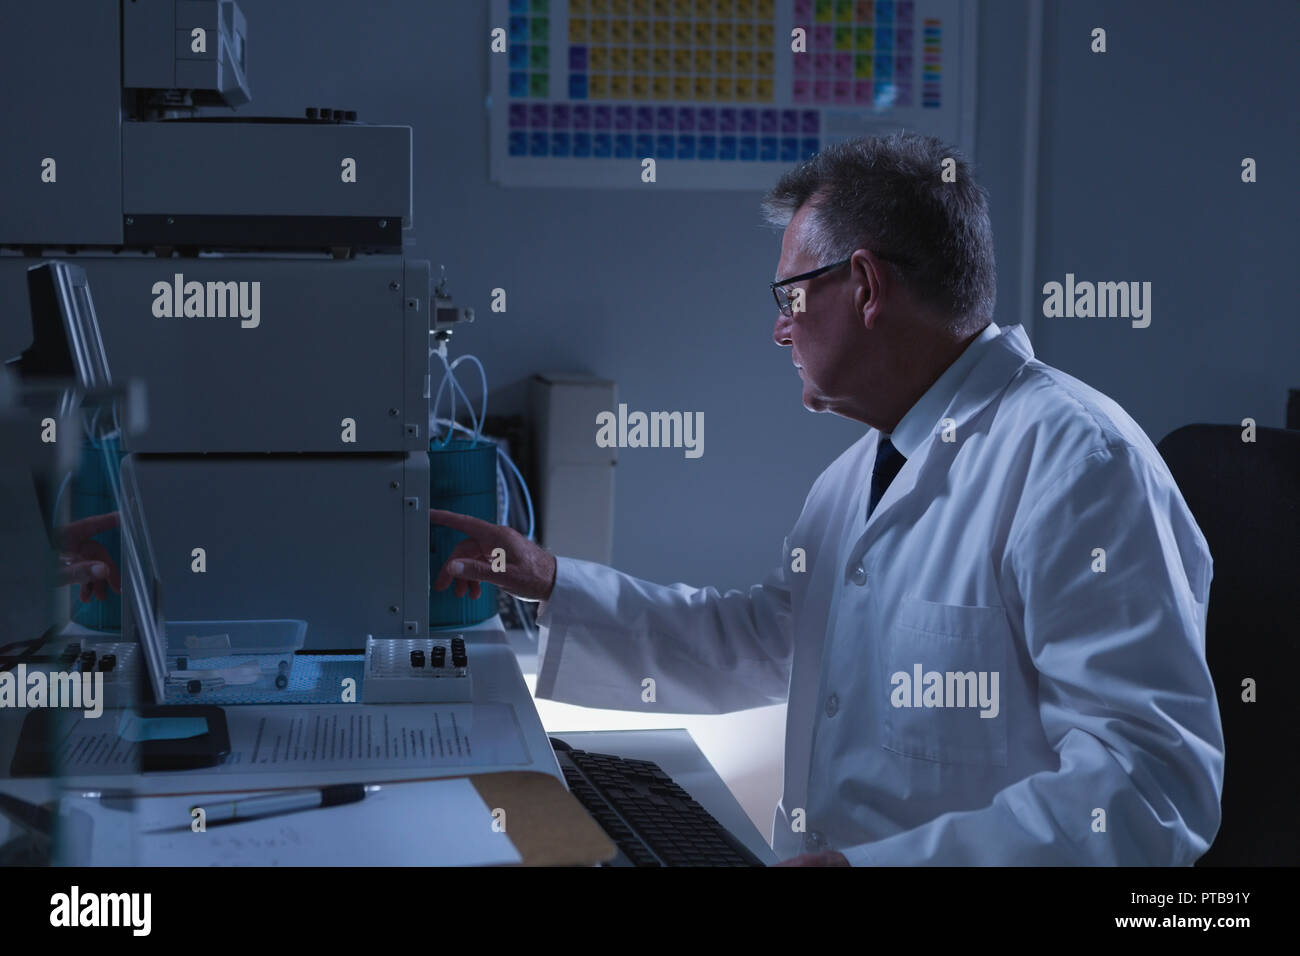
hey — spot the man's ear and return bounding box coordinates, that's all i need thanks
[852,249,888,330]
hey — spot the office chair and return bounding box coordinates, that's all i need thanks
[1156,424,1300,866]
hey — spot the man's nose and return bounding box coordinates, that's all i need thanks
[773,310,793,347]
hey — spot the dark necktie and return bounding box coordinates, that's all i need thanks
[867,437,907,521]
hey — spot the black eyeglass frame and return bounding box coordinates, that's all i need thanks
[770,252,907,317]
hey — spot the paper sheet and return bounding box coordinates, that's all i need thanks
[65,778,523,866]
[221,704,529,770]
[49,703,529,772]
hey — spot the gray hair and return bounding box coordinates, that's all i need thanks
[761,131,997,332]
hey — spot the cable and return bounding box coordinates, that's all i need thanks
[429,345,459,447]
[497,443,536,540]
[430,348,483,446]
[426,345,534,538]
[430,417,478,442]
[449,353,488,442]
[428,343,491,448]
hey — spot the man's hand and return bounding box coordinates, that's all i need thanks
[775,850,851,867]
[54,512,122,603]
[429,509,557,602]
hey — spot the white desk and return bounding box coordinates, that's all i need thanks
[0,617,776,865]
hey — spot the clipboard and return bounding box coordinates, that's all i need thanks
[466,770,616,866]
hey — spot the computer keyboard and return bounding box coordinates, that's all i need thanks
[551,737,766,867]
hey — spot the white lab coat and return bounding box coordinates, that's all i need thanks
[535,322,1224,865]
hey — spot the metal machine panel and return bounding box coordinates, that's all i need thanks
[0,1,123,246]
[6,256,430,454]
[122,121,411,224]
[122,451,430,649]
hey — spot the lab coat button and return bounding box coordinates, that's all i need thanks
[849,564,867,585]
[825,693,839,717]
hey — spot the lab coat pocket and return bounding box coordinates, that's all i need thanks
[879,599,1009,767]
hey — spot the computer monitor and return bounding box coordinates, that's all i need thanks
[9,261,167,702]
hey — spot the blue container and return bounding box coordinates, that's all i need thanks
[428,439,499,627]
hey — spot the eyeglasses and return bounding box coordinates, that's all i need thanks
[770,252,908,317]
[770,258,851,317]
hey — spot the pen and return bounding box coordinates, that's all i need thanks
[193,784,375,827]
[138,784,378,833]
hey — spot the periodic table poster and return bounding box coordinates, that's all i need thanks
[489,0,976,189]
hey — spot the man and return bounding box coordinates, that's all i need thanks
[432,132,1224,866]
